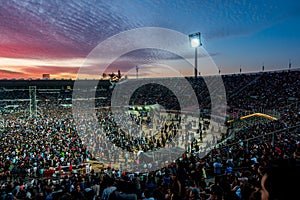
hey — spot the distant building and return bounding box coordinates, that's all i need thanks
[42,74,50,79]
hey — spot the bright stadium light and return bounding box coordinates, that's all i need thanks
[189,32,201,48]
[190,37,200,48]
[189,32,202,78]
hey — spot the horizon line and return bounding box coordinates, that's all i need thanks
[0,67,299,81]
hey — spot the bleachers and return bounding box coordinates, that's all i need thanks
[0,69,299,200]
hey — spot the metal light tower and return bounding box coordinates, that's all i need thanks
[136,66,139,79]
[29,86,37,118]
[189,32,202,78]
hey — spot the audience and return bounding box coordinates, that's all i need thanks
[0,69,299,199]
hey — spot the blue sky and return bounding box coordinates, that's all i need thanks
[0,0,299,79]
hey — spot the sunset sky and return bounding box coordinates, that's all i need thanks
[0,0,300,79]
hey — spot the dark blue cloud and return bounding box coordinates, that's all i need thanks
[2,0,299,50]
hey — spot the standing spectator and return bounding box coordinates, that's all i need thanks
[71,185,86,200]
[169,172,182,200]
[213,158,223,183]
[101,178,116,200]
[206,184,223,200]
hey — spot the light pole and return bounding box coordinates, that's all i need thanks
[136,65,139,79]
[189,32,202,78]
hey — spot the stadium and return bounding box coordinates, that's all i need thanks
[1,1,300,200]
[0,68,299,199]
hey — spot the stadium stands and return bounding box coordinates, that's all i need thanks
[0,69,299,200]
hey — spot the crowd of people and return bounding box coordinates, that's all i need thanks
[0,69,299,199]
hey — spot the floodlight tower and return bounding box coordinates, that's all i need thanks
[189,32,202,78]
[29,86,37,118]
[136,66,139,79]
